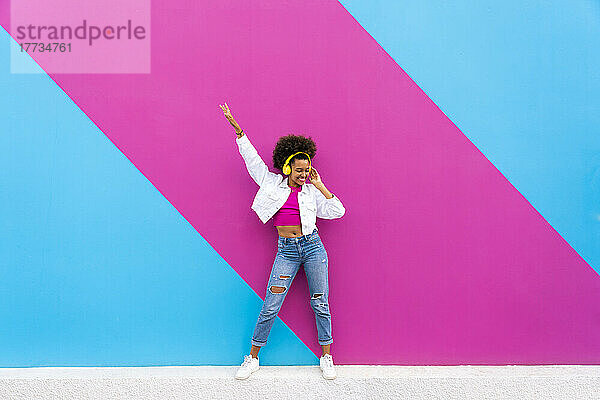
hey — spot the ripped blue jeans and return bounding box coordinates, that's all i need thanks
[251,228,333,347]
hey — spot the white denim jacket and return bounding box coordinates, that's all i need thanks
[236,133,345,234]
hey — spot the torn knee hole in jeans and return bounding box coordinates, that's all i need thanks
[311,293,323,300]
[270,285,287,294]
[279,275,291,279]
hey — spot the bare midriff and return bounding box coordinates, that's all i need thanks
[276,225,303,238]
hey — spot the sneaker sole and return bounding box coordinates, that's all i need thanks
[320,365,336,380]
[235,366,259,380]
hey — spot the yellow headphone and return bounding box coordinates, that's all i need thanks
[282,152,312,175]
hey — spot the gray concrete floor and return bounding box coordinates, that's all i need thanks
[1,365,599,399]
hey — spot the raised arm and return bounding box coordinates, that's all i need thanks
[236,133,280,187]
[219,102,279,187]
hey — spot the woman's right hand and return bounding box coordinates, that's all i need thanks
[219,102,243,135]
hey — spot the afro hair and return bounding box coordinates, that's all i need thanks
[272,134,317,171]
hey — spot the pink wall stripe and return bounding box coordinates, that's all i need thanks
[3,0,600,364]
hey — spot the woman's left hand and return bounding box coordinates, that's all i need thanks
[309,167,323,187]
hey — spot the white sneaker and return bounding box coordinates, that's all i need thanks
[235,354,260,380]
[319,353,337,380]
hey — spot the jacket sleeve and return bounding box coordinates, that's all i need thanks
[314,187,346,219]
[236,134,279,187]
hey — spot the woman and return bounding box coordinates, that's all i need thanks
[219,102,345,380]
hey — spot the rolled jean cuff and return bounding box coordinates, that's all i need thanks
[318,338,333,346]
[251,339,267,347]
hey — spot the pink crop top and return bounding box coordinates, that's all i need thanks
[272,185,302,226]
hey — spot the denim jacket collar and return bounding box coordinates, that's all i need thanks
[278,176,308,193]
